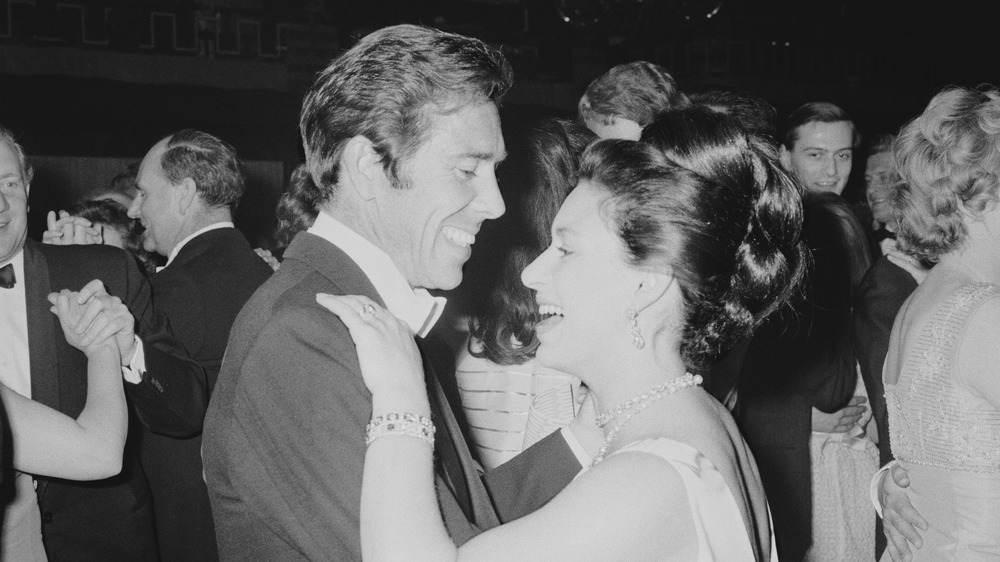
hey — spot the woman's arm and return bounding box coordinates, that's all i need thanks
[1,288,127,480]
[319,294,692,561]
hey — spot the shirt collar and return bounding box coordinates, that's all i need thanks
[161,222,234,270]
[307,211,446,338]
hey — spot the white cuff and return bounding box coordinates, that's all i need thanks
[121,335,146,384]
[870,460,899,518]
[560,427,592,474]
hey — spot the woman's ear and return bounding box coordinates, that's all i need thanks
[340,135,383,202]
[631,270,675,314]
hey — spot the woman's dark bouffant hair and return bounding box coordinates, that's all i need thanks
[469,118,596,365]
[591,107,808,371]
[274,164,321,250]
[67,199,158,275]
[891,85,1000,263]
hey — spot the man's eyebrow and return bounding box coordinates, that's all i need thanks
[0,171,20,180]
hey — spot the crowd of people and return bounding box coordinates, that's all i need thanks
[0,22,997,562]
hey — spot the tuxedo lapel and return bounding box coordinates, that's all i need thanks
[22,242,59,500]
[23,241,60,411]
[420,343,500,530]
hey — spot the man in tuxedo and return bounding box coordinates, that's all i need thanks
[120,129,272,561]
[735,102,870,561]
[203,25,595,560]
[1,126,164,559]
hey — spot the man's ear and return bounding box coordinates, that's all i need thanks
[340,135,382,202]
[779,144,792,171]
[176,177,198,214]
[631,270,675,314]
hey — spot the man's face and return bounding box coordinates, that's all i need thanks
[865,151,897,228]
[129,139,181,257]
[375,102,506,290]
[0,141,29,264]
[782,121,854,195]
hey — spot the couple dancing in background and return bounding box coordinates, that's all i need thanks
[201,24,803,561]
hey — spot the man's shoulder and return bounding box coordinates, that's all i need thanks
[35,239,129,268]
[31,240,133,285]
[169,228,271,282]
[856,255,918,303]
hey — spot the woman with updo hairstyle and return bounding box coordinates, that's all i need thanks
[875,86,1000,561]
[319,105,804,560]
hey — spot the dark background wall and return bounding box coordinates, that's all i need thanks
[2,0,997,282]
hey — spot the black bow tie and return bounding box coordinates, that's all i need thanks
[0,263,15,289]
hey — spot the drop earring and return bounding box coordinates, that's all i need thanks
[627,306,645,349]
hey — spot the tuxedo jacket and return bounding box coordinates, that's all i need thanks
[125,228,272,562]
[734,194,868,561]
[21,238,162,561]
[203,232,581,561]
[852,255,916,467]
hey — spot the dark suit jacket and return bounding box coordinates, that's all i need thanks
[734,193,869,562]
[203,232,581,560]
[852,255,916,466]
[852,256,915,562]
[22,239,160,561]
[126,228,272,562]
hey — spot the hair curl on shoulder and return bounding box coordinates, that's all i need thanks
[274,163,321,249]
[892,85,1000,262]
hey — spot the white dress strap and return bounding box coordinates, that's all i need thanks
[614,438,761,561]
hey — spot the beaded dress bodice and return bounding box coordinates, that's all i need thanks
[885,282,1000,472]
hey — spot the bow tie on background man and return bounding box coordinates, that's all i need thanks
[0,263,15,288]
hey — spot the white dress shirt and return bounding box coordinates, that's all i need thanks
[0,250,51,561]
[307,212,591,467]
[306,211,445,337]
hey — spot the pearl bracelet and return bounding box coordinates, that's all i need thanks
[365,412,436,448]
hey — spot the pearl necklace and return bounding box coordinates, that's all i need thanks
[591,373,703,466]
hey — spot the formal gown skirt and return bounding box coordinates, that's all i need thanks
[806,377,879,562]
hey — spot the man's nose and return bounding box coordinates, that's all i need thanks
[476,173,505,220]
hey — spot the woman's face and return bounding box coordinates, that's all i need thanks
[521,180,642,376]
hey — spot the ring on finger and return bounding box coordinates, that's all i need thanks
[360,303,377,317]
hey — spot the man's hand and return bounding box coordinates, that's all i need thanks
[42,210,102,245]
[73,279,138,363]
[880,463,926,562]
[254,247,280,271]
[884,240,930,285]
[812,395,867,433]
